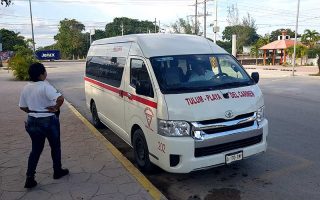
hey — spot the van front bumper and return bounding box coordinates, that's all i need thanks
[154,119,268,173]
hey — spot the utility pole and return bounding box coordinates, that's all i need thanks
[158,20,161,33]
[213,0,218,43]
[190,0,211,36]
[204,0,207,38]
[89,29,95,44]
[292,0,300,76]
[28,0,35,52]
[120,23,124,36]
[195,0,198,35]
[232,34,237,57]
[154,18,157,33]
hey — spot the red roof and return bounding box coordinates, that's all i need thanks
[259,39,296,50]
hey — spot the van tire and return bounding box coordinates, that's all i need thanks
[91,102,103,128]
[133,129,154,172]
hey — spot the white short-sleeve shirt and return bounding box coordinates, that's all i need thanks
[19,80,61,118]
[189,70,215,82]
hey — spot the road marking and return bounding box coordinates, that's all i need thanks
[65,101,166,200]
[260,147,313,180]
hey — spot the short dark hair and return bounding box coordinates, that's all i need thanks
[28,62,46,82]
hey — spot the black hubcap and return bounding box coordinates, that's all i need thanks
[92,106,97,122]
[136,138,145,161]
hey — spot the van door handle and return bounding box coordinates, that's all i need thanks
[119,90,124,98]
[127,93,133,100]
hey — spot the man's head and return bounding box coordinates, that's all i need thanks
[192,63,205,75]
[28,62,47,82]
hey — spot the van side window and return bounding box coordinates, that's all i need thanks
[130,59,154,98]
[86,56,125,87]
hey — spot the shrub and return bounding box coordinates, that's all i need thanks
[8,45,37,81]
[307,48,318,59]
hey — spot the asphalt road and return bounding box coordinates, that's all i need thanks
[46,61,320,200]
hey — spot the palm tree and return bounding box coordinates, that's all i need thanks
[301,29,319,48]
[250,35,270,65]
[286,44,308,66]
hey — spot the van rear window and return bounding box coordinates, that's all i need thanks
[86,56,126,87]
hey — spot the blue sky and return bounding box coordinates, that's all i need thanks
[1,0,319,48]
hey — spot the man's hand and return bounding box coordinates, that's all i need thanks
[20,107,30,113]
[46,106,59,113]
[46,95,64,113]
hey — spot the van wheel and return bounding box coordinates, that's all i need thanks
[133,129,154,172]
[91,102,103,128]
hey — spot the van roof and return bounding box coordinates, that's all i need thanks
[91,33,228,58]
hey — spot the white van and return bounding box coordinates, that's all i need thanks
[85,34,268,173]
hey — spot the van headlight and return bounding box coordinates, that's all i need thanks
[256,106,265,123]
[158,120,190,137]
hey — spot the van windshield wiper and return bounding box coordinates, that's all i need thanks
[165,86,216,93]
[215,81,253,89]
[165,87,198,92]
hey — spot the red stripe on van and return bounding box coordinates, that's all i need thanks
[122,91,158,109]
[84,77,120,93]
[84,77,157,109]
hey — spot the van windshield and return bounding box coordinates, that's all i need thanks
[150,54,254,94]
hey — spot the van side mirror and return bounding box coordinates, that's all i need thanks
[251,72,259,83]
[136,80,154,97]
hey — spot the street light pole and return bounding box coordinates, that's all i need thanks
[292,0,300,76]
[28,0,35,52]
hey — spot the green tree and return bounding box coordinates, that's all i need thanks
[317,51,320,74]
[0,28,27,51]
[1,0,11,6]
[9,45,37,81]
[171,18,199,34]
[286,44,308,66]
[105,17,157,37]
[222,25,259,53]
[92,29,106,41]
[250,34,270,64]
[301,29,319,48]
[54,19,85,59]
[270,28,296,42]
[310,45,320,74]
[222,10,259,53]
[216,40,232,54]
[37,43,57,51]
[80,32,90,58]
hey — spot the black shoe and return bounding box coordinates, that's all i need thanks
[24,177,37,188]
[53,168,69,179]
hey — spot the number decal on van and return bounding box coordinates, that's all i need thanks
[144,107,154,131]
[158,142,166,153]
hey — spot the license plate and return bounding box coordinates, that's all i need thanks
[225,151,243,164]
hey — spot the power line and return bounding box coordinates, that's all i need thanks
[13,0,195,6]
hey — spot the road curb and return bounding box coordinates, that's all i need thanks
[65,101,167,200]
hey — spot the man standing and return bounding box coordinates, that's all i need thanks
[19,62,69,188]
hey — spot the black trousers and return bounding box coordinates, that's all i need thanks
[25,115,62,177]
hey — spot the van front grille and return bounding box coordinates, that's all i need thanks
[199,112,254,125]
[194,134,262,157]
[203,121,254,134]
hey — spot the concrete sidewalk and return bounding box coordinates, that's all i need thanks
[0,70,163,200]
[244,65,319,78]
